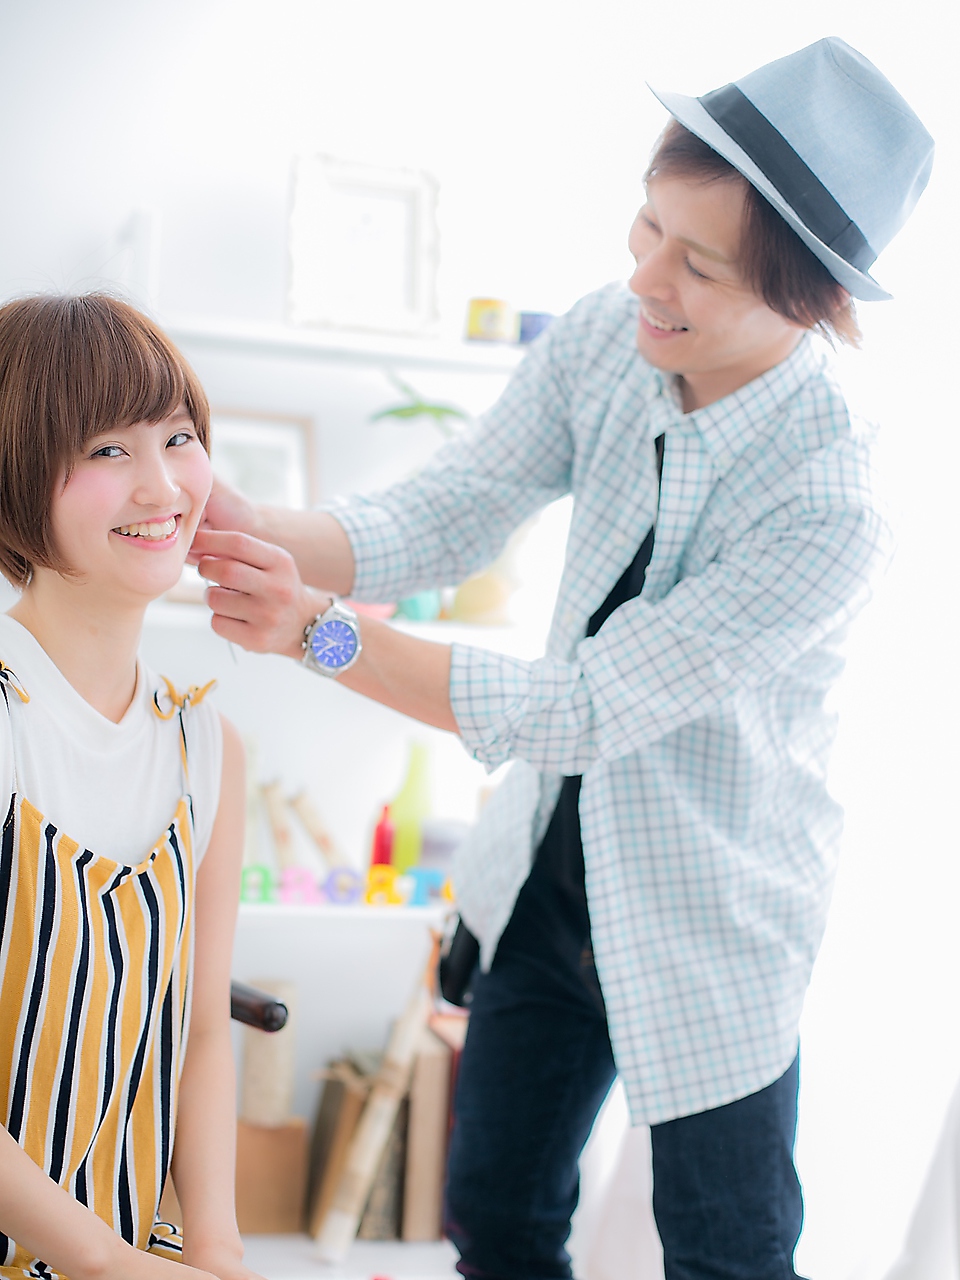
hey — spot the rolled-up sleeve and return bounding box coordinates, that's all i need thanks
[320,296,613,604]
[451,494,892,774]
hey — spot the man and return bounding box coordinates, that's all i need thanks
[192,37,932,1279]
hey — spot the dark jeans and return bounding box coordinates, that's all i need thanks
[444,793,806,1279]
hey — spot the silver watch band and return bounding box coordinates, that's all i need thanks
[301,600,362,678]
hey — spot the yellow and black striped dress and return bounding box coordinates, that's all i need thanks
[0,665,202,1278]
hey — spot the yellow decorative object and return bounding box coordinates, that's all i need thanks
[465,297,518,343]
[365,864,406,906]
[451,569,513,625]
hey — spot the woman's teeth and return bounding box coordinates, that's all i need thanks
[115,517,177,540]
[642,306,687,332]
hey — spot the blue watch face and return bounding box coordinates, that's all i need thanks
[310,618,358,670]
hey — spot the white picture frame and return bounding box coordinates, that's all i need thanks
[288,155,439,335]
[210,410,316,510]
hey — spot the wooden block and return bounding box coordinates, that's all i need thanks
[236,1117,309,1234]
[261,781,296,869]
[239,979,296,1126]
[402,1027,453,1241]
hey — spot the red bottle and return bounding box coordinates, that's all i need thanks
[370,804,395,866]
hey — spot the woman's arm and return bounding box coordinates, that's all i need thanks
[0,1125,217,1279]
[169,716,266,1280]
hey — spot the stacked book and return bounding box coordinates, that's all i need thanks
[306,1012,468,1242]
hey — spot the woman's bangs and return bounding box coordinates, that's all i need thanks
[72,313,190,450]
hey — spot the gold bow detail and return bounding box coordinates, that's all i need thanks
[0,661,30,704]
[152,675,216,721]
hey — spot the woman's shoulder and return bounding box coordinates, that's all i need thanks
[0,615,44,787]
[0,613,51,684]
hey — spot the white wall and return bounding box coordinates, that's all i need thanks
[1,2,958,1276]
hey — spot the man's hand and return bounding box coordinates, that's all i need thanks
[194,526,456,734]
[191,475,357,595]
[188,478,262,565]
[192,529,330,660]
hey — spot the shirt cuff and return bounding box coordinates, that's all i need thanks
[449,642,534,771]
[320,497,415,603]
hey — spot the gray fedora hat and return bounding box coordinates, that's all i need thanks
[650,37,934,301]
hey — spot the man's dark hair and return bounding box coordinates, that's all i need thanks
[645,120,861,348]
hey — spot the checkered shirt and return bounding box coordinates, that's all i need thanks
[329,282,893,1123]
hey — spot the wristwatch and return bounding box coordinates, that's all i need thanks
[301,600,362,678]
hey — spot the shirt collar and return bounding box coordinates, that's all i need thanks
[648,334,828,475]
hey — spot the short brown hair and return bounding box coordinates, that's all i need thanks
[0,293,210,587]
[645,120,862,348]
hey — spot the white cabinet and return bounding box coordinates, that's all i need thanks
[231,903,444,1120]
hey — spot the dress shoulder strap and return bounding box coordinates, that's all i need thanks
[0,661,28,802]
[151,676,216,783]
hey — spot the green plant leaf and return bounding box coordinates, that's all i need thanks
[370,370,473,434]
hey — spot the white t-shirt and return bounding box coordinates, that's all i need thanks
[0,615,223,865]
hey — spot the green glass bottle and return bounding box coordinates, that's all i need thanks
[390,741,431,873]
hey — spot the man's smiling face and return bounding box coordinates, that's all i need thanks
[627,175,803,411]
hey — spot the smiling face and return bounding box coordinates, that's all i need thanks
[627,176,804,411]
[46,408,212,606]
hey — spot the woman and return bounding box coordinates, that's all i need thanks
[0,295,263,1280]
[193,37,932,1279]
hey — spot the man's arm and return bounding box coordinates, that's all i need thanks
[170,717,267,1280]
[196,485,890,774]
[195,295,584,609]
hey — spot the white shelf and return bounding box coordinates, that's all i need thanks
[165,315,527,375]
[238,902,447,922]
[241,1234,458,1278]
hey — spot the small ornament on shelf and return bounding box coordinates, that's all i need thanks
[390,742,431,874]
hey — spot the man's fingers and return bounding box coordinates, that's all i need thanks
[196,554,265,596]
[209,610,264,651]
[196,555,239,592]
[204,580,296,631]
[207,592,293,655]
[203,583,253,620]
[192,525,327,662]
[191,528,285,571]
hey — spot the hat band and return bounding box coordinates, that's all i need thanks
[698,84,876,274]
